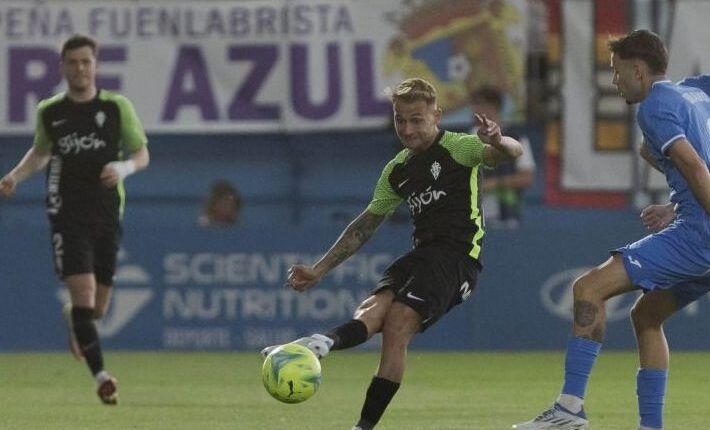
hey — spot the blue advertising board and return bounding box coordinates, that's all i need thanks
[1,208,709,352]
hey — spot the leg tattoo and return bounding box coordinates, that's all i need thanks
[574,300,598,327]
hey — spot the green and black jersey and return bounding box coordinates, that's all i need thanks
[367,130,487,264]
[34,89,147,222]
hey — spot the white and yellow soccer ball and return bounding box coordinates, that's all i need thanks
[261,343,322,403]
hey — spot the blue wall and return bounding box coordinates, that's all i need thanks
[0,131,403,229]
[2,205,709,352]
[2,131,707,352]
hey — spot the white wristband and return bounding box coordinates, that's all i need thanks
[107,160,136,181]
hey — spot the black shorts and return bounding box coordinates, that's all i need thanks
[372,244,479,331]
[50,219,122,286]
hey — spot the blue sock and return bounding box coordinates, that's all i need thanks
[561,337,602,399]
[637,368,667,429]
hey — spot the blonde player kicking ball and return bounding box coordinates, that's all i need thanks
[262,77,522,429]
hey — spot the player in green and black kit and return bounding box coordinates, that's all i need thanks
[262,78,523,429]
[0,34,149,405]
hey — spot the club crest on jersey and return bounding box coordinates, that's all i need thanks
[430,161,441,180]
[95,111,106,127]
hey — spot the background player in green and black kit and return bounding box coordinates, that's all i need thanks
[262,78,523,429]
[0,35,149,405]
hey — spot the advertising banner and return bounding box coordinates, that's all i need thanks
[0,0,527,134]
[2,214,709,352]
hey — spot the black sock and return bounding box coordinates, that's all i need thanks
[326,319,369,351]
[356,376,400,428]
[72,307,104,376]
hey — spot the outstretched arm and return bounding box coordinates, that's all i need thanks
[669,139,710,216]
[476,114,523,167]
[287,209,386,292]
[0,146,51,198]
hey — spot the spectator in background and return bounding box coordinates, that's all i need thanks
[198,180,242,228]
[470,86,536,228]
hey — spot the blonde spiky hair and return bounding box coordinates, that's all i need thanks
[389,78,437,105]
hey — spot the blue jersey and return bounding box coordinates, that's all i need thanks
[678,74,710,95]
[637,80,710,226]
[615,76,710,299]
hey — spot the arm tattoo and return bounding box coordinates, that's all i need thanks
[318,211,385,272]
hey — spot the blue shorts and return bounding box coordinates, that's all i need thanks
[613,221,710,308]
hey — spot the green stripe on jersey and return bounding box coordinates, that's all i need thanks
[33,93,65,151]
[469,166,484,259]
[440,131,486,257]
[366,148,408,216]
[438,131,485,167]
[99,90,148,153]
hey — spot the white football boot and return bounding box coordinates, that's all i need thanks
[260,334,334,359]
[95,371,118,405]
[512,403,589,429]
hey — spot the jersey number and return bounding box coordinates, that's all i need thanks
[460,281,472,301]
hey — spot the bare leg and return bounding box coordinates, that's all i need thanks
[557,255,635,413]
[377,301,421,382]
[66,273,97,309]
[354,291,395,338]
[355,301,421,429]
[93,283,113,319]
[572,255,636,342]
[631,290,677,369]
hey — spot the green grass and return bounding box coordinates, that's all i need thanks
[1,351,708,429]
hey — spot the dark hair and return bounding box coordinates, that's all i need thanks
[207,180,240,206]
[470,86,504,110]
[607,29,668,74]
[61,34,97,59]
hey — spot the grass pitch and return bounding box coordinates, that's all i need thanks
[1,351,708,429]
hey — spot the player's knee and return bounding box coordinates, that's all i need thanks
[354,294,393,333]
[382,320,406,340]
[572,272,598,301]
[92,306,105,319]
[630,302,662,330]
[381,307,419,344]
[354,295,380,317]
[381,326,411,350]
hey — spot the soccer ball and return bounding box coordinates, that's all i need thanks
[261,343,322,403]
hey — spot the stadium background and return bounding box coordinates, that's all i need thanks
[1,0,710,354]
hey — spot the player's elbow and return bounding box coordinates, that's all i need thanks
[133,146,150,171]
[504,137,524,159]
[142,149,151,169]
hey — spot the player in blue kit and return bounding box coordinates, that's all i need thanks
[639,74,710,231]
[678,73,710,93]
[513,30,710,430]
